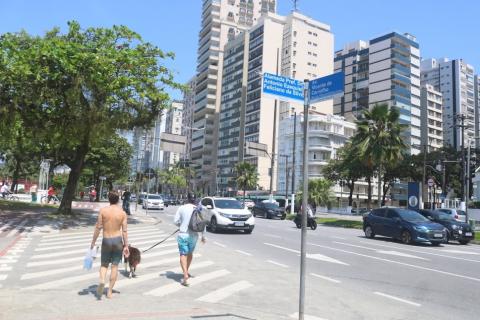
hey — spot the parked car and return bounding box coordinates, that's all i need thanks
[137,193,147,205]
[351,207,370,215]
[363,207,447,245]
[201,197,254,234]
[418,209,474,245]
[436,208,467,222]
[252,202,286,219]
[130,194,137,202]
[243,199,255,209]
[142,194,165,210]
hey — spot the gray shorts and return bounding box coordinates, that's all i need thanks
[101,236,123,267]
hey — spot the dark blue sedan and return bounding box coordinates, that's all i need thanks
[363,207,447,245]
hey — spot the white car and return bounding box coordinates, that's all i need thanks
[437,208,467,222]
[142,194,165,210]
[201,197,255,234]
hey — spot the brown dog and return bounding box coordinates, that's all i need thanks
[124,245,141,278]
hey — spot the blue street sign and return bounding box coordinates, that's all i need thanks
[262,73,304,102]
[407,182,420,210]
[309,72,344,103]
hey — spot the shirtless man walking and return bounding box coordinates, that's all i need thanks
[90,191,129,299]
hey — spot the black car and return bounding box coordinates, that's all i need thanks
[363,207,446,245]
[252,202,286,219]
[418,209,475,245]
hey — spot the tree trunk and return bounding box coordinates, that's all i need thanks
[58,143,89,214]
[10,158,21,193]
[243,184,246,206]
[382,183,390,207]
[366,176,372,209]
[348,180,355,206]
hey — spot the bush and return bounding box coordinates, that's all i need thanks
[17,188,25,194]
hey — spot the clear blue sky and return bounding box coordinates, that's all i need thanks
[1,0,478,100]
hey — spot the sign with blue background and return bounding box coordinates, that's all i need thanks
[262,73,304,102]
[309,72,344,103]
[407,182,420,210]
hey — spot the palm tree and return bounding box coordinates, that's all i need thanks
[298,178,334,212]
[235,162,258,205]
[353,104,407,208]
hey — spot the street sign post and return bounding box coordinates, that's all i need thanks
[262,73,304,102]
[262,72,344,320]
[309,72,345,103]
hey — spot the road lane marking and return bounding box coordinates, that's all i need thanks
[264,233,282,239]
[266,260,289,268]
[40,225,158,239]
[331,236,347,240]
[213,242,226,248]
[311,243,480,282]
[354,239,480,263]
[196,280,253,303]
[35,237,167,252]
[38,232,165,247]
[0,266,12,272]
[442,249,480,255]
[39,229,163,244]
[374,291,421,307]
[310,273,341,283]
[306,253,349,265]
[145,269,230,297]
[290,312,327,320]
[0,274,7,280]
[235,250,252,256]
[264,243,299,254]
[333,242,429,261]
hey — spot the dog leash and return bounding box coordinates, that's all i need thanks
[142,229,179,253]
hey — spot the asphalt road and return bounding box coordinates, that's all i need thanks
[1,202,479,320]
[146,205,480,320]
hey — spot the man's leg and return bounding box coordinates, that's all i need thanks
[107,264,119,298]
[97,265,108,297]
[179,255,188,281]
[186,253,193,270]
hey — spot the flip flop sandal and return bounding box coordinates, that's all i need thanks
[181,278,190,287]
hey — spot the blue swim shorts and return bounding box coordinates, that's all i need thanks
[177,234,198,256]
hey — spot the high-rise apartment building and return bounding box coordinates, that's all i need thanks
[476,75,480,148]
[421,58,476,150]
[420,84,443,151]
[277,113,356,196]
[216,11,334,193]
[333,33,422,154]
[181,78,196,162]
[192,0,275,195]
[163,101,184,169]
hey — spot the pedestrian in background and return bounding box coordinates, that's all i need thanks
[174,197,206,287]
[121,190,131,215]
[30,184,38,202]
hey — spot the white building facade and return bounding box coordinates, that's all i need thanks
[163,101,184,169]
[420,84,443,151]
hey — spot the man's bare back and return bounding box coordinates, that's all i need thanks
[98,204,128,238]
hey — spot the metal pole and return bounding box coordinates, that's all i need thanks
[269,48,280,201]
[292,111,297,215]
[466,139,471,222]
[285,156,289,209]
[461,114,465,201]
[299,79,309,320]
[422,144,427,209]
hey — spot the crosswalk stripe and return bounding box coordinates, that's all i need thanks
[0,258,17,264]
[196,280,253,303]
[30,238,175,260]
[145,269,231,297]
[0,274,8,280]
[22,271,99,290]
[28,246,179,268]
[4,219,30,237]
[38,232,165,247]
[41,225,159,239]
[0,266,12,272]
[35,237,169,252]
[39,228,163,244]
[289,312,327,320]
[111,258,210,290]
[0,219,20,232]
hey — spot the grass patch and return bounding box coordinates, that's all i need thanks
[0,199,57,210]
[476,233,480,241]
[316,217,363,229]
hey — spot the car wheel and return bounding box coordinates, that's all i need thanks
[445,232,451,243]
[431,242,441,246]
[459,240,470,245]
[364,225,375,239]
[295,222,301,229]
[401,230,412,245]
[244,228,253,234]
[310,220,317,230]
[210,217,218,233]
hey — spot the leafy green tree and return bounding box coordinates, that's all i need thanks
[308,178,334,211]
[83,134,133,200]
[0,22,180,214]
[235,162,258,205]
[158,166,187,197]
[353,104,407,208]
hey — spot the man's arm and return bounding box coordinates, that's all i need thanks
[174,207,182,226]
[90,211,103,249]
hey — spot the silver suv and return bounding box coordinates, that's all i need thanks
[201,197,255,234]
[437,208,467,222]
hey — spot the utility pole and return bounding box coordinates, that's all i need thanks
[279,154,290,207]
[291,111,297,214]
[269,48,280,201]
